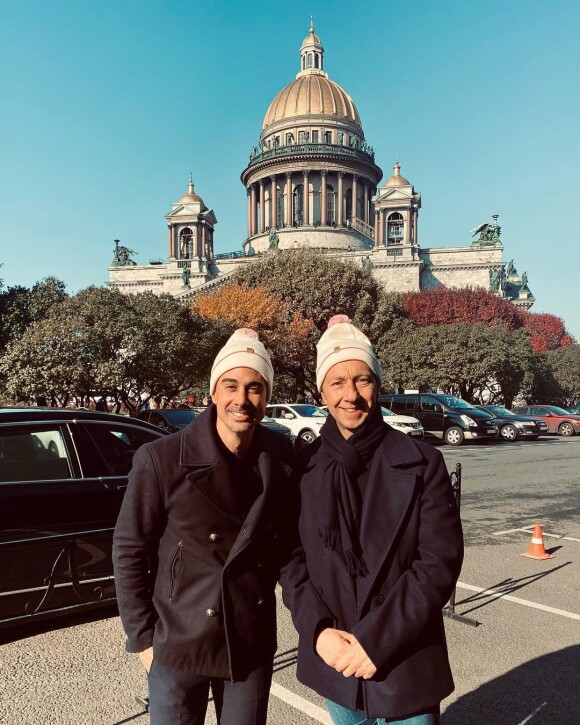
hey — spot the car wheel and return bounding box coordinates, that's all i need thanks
[444,426,465,446]
[558,422,575,437]
[298,429,317,446]
[500,424,517,442]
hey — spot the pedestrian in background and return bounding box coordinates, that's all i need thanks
[283,315,464,724]
[113,328,304,725]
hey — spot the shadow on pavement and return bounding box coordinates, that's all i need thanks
[0,604,118,645]
[456,563,572,617]
[443,645,580,724]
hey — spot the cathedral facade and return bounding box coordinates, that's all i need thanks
[110,22,534,310]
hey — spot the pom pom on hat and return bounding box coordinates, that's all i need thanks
[210,328,274,400]
[316,314,381,390]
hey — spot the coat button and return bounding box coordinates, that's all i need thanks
[206,608,217,617]
[376,594,385,605]
[209,533,218,542]
[257,598,265,606]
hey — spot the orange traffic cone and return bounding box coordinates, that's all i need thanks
[521,524,554,560]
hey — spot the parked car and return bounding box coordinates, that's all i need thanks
[318,405,424,438]
[135,408,197,432]
[566,404,580,415]
[475,405,546,441]
[379,393,497,445]
[265,404,327,446]
[260,415,295,443]
[0,408,166,630]
[511,405,580,437]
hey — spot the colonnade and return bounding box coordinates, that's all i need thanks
[246,170,374,237]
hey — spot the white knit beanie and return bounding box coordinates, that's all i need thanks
[210,328,274,401]
[316,315,382,390]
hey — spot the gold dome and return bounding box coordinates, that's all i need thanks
[385,161,411,187]
[179,178,203,203]
[262,74,361,130]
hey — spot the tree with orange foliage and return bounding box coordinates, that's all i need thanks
[516,310,574,353]
[191,284,315,399]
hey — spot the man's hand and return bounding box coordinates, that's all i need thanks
[334,634,377,679]
[138,647,153,673]
[315,628,351,667]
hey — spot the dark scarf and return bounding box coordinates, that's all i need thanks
[318,403,387,578]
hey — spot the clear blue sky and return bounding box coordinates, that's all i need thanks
[2,0,579,339]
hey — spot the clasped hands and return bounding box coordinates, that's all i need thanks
[315,627,377,679]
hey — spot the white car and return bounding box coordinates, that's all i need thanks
[380,406,424,437]
[265,404,327,446]
[318,405,424,438]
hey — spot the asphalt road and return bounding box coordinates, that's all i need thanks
[1,437,579,724]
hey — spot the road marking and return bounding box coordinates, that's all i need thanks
[492,527,580,542]
[270,682,332,724]
[456,582,580,621]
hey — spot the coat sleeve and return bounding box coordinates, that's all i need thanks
[112,444,166,653]
[352,449,464,671]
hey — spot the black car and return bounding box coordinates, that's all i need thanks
[379,393,497,445]
[0,408,166,629]
[475,405,546,441]
[135,408,197,432]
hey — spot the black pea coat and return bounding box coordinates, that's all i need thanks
[112,406,300,681]
[283,426,464,719]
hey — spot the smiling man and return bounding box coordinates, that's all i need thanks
[113,328,297,725]
[283,315,464,725]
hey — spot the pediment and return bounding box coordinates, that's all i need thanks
[376,186,414,203]
[166,204,202,219]
[202,208,218,225]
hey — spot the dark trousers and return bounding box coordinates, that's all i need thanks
[147,658,273,725]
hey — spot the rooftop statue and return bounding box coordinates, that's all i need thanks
[111,240,137,266]
[471,218,502,246]
[505,259,517,277]
[520,271,528,288]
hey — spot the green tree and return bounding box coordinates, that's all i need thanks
[0,287,215,410]
[544,345,580,405]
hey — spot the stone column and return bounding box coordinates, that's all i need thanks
[404,209,411,243]
[374,206,380,247]
[413,209,418,244]
[247,187,252,238]
[201,223,207,258]
[363,183,369,224]
[303,170,310,225]
[351,174,358,221]
[285,172,292,225]
[320,170,327,225]
[270,175,277,228]
[259,180,265,233]
[337,172,344,225]
[250,184,257,236]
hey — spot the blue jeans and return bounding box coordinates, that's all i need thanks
[325,699,440,725]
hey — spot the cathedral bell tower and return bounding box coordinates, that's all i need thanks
[165,177,217,286]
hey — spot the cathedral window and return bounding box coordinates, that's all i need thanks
[345,192,352,223]
[312,130,319,144]
[315,54,319,69]
[298,131,309,144]
[326,185,335,225]
[179,228,194,258]
[286,132,294,145]
[323,130,332,144]
[293,184,304,226]
[307,53,313,68]
[387,213,404,244]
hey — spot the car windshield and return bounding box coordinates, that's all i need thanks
[161,410,197,424]
[488,406,515,417]
[262,415,275,422]
[380,406,395,417]
[547,406,573,416]
[291,405,327,417]
[436,395,474,409]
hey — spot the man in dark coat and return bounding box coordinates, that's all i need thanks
[282,315,464,724]
[113,328,301,724]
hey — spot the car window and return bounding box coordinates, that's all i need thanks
[402,396,419,411]
[82,422,162,477]
[421,395,442,411]
[0,426,72,482]
[530,407,545,416]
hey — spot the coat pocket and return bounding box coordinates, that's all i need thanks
[169,540,183,602]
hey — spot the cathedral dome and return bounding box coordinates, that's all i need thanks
[179,178,203,203]
[262,74,361,130]
[385,161,411,187]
